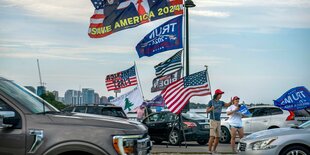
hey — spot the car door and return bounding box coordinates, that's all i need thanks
[248,107,271,133]
[0,97,25,155]
[164,113,178,136]
[242,108,255,134]
[143,113,167,138]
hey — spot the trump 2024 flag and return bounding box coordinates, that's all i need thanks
[105,65,137,91]
[110,87,144,113]
[89,0,183,38]
[136,15,183,58]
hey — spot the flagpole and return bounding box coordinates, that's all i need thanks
[183,0,196,112]
[134,62,145,99]
[205,65,214,120]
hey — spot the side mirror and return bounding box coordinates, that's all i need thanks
[0,111,18,128]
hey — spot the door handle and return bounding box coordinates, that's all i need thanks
[263,120,268,122]
[245,121,250,124]
[149,124,155,126]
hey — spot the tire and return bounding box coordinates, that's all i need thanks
[281,145,310,155]
[154,140,162,144]
[268,126,279,129]
[197,139,208,145]
[169,130,181,145]
[220,126,231,144]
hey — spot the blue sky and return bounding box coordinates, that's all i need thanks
[0,0,309,104]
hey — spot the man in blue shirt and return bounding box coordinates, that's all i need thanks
[206,89,232,153]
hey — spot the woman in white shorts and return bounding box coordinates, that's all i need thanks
[226,96,244,153]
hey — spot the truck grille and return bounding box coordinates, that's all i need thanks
[238,142,247,151]
[136,136,152,155]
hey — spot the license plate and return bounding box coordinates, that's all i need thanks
[204,125,209,129]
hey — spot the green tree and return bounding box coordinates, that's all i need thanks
[40,92,66,110]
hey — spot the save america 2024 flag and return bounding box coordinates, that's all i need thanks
[89,0,183,38]
[111,87,144,113]
[136,15,183,58]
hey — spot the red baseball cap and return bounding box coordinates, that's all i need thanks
[233,96,240,100]
[215,89,224,95]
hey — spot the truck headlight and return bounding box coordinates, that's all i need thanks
[113,135,143,155]
[251,137,277,150]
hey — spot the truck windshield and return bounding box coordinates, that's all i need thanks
[0,78,58,114]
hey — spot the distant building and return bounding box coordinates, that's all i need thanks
[82,88,95,105]
[52,91,59,100]
[64,90,82,105]
[100,96,109,104]
[37,86,46,96]
[58,97,65,103]
[108,96,115,102]
[24,86,36,94]
[94,93,100,105]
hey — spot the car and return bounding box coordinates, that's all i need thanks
[238,120,310,155]
[0,77,151,155]
[220,106,299,143]
[142,111,210,145]
[62,104,128,119]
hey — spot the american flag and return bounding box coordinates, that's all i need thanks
[154,50,182,77]
[161,70,211,114]
[105,65,137,91]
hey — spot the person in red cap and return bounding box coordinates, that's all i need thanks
[226,96,244,153]
[206,89,232,153]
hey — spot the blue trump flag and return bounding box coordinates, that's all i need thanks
[237,105,251,116]
[136,15,183,58]
[274,86,310,111]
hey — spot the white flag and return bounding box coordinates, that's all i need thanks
[111,87,144,113]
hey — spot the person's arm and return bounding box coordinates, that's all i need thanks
[206,106,214,113]
[206,101,214,113]
[227,106,240,115]
[224,99,233,107]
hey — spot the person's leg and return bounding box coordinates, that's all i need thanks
[238,127,244,139]
[212,121,220,152]
[230,127,237,152]
[213,137,219,152]
[208,136,215,152]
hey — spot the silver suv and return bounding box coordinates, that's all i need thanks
[0,77,152,155]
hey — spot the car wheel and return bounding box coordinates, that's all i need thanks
[154,140,162,144]
[197,139,208,145]
[281,145,310,155]
[169,130,181,145]
[220,126,231,144]
[268,126,279,129]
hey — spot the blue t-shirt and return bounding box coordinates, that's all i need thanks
[208,100,225,121]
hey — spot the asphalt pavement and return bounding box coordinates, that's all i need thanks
[151,142,237,155]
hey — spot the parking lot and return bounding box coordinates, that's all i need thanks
[152,142,236,155]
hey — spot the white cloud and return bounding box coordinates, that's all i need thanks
[197,0,310,8]
[2,0,93,22]
[191,10,230,18]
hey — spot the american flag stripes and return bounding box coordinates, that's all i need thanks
[161,70,211,114]
[105,65,137,91]
[154,50,182,77]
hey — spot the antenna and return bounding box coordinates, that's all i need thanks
[37,59,43,86]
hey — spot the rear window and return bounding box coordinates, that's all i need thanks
[74,106,86,113]
[268,108,283,115]
[101,107,127,118]
[62,106,74,112]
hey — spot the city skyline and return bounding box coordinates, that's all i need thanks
[1,0,309,105]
